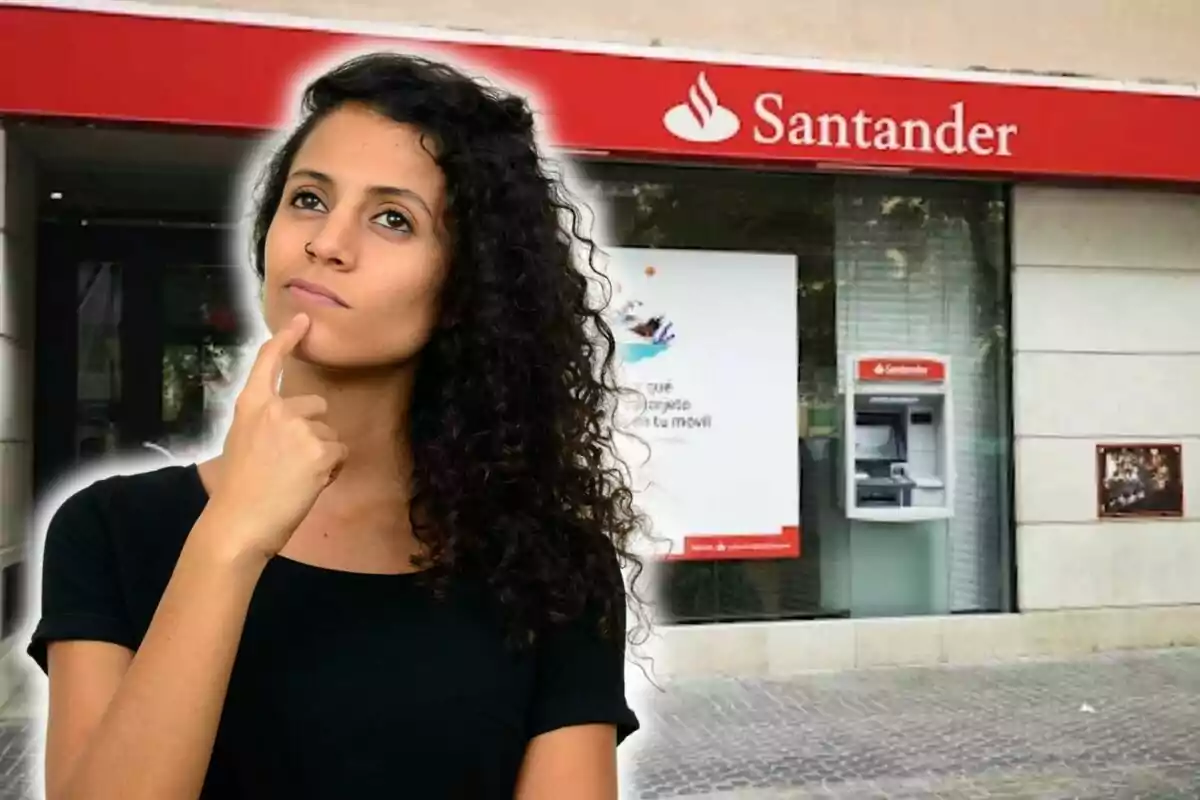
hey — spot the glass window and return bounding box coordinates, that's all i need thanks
[53,150,1010,622]
[832,178,1011,617]
[75,261,123,463]
[160,264,254,455]
[580,161,1011,621]
[62,232,252,469]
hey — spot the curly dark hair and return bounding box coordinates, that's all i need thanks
[249,52,649,649]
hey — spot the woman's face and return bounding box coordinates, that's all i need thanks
[263,103,449,369]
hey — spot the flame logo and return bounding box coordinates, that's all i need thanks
[687,72,721,127]
[662,71,741,143]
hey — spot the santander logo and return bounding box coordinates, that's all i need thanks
[859,358,946,382]
[662,71,1019,158]
[662,72,741,143]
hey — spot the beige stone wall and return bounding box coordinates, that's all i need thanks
[1012,185,1200,611]
[129,0,1200,85]
[0,126,37,708]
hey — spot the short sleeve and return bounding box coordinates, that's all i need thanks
[526,602,640,745]
[26,486,138,674]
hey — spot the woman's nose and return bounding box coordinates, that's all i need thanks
[306,216,357,268]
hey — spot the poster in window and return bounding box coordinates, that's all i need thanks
[1096,443,1184,519]
[601,247,800,560]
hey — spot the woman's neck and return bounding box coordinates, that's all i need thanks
[198,356,423,573]
[268,357,424,572]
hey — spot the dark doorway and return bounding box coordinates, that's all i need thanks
[21,119,259,495]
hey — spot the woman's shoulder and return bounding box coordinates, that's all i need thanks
[58,460,204,515]
[28,462,208,671]
[43,461,208,560]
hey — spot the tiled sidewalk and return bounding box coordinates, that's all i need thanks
[4,649,1200,799]
[625,648,1200,799]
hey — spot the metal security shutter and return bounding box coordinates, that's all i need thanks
[834,179,1008,612]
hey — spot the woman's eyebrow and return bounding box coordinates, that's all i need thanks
[288,168,433,217]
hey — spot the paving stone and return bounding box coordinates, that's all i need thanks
[626,648,1200,799]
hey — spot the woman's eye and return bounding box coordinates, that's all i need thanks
[290,191,325,212]
[373,209,413,233]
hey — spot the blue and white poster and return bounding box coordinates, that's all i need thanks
[601,247,801,560]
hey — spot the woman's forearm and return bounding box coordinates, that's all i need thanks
[55,510,268,800]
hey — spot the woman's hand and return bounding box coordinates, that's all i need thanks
[205,313,348,561]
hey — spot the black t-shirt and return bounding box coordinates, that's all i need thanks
[27,464,639,799]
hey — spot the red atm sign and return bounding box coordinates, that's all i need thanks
[857,358,946,382]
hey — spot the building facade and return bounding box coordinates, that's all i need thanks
[2,1,1200,696]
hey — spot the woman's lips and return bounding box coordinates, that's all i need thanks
[286,279,349,308]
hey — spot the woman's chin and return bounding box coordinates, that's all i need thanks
[292,338,396,374]
[271,315,424,373]
[293,341,352,371]
[288,330,346,368]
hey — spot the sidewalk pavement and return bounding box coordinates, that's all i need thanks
[4,648,1200,799]
[622,647,1200,799]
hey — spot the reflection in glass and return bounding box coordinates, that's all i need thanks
[162,342,250,453]
[157,265,252,456]
[75,262,122,462]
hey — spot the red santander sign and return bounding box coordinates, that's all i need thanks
[4,6,1200,182]
[857,358,947,383]
[667,72,1018,159]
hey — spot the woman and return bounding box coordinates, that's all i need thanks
[28,51,647,800]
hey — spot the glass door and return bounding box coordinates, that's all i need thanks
[35,222,251,491]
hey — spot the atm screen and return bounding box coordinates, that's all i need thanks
[854,412,902,460]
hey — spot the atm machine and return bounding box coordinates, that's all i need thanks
[838,353,954,522]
